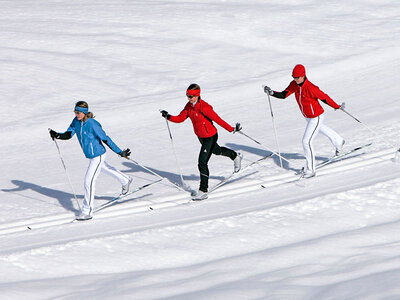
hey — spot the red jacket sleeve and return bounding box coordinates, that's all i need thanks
[169,106,189,123]
[312,85,340,109]
[202,102,234,132]
[284,81,298,98]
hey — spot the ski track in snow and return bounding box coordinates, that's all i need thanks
[1,0,400,299]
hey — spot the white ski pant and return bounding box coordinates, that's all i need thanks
[302,114,344,172]
[81,153,129,215]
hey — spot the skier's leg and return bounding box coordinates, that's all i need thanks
[82,154,104,216]
[101,154,131,194]
[198,135,217,192]
[211,133,241,172]
[318,115,345,150]
[212,142,237,160]
[101,154,130,185]
[302,116,322,173]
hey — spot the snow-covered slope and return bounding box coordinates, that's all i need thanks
[0,1,399,299]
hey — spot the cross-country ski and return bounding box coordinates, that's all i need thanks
[295,142,373,175]
[94,179,163,213]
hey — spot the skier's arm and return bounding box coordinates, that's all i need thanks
[314,87,340,109]
[50,121,76,140]
[265,82,293,99]
[58,131,73,140]
[92,122,123,154]
[168,107,189,123]
[202,104,234,132]
[271,90,288,99]
[59,123,76,139]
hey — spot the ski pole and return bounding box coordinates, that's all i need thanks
[339,103,397,149]
[49,129,81,211]
[339,104,363,124]
[263,85,283,167]
[160,110,188,189]
[239,131,291,164]
[125,157,187,193]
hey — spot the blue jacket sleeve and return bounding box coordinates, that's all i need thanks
[92,121,122,154]
[57,119,76,140]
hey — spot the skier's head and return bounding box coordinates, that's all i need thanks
[74,101,94,120]
[186,83,201,104]
[292,64,306,84]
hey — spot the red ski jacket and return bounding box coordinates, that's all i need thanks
[284,78,340,118]
[168,99,234,138]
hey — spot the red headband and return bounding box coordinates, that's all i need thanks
[186,89,201,97]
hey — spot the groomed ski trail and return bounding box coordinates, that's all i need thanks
[0,147,397,244]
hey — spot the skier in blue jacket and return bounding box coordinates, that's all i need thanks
[49,101,132,221]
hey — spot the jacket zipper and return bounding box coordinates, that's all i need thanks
[80,121,84,146]
[90,143,94,155]
[203,122,209,133]
[299,86,306,117]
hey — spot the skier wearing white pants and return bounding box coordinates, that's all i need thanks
[50,101,132,220]
[303,114,344,175]
[264,64,345,178]
[83,153,130,217]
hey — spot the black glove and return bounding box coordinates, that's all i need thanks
[160,110,170,119]
[119,148,131,158]
[49,129,60,140]
[264,85,274,95]
[233,123,242,133]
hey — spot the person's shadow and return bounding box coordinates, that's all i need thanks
[121,161,226,185]
[1,180,117,214]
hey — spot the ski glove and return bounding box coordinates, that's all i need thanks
[264,86,274,95]
[338,102,345,110]
[49,129,60,140]
[119,148,131,158]
[233,123,242,133]
[160,110,170,119]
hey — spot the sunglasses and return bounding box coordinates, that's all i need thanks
[292,76,301,79]
[186,95,196,99]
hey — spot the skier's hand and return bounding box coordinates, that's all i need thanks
[339,102,346,110]
[233,123,242,133]
[263,85,274,95]
[49,129,60,140]
[119,148,131,158]
[160,110,170,119]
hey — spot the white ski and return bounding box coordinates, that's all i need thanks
[295,143,372,176]
[316,142,372,169]
[93,179,162,213]
[204,154,273,197]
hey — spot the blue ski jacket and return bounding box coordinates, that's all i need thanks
[59,117,122,159]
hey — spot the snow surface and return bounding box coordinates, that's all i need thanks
[1,0,400,299]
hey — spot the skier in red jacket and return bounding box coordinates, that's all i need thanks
[161,83,242,200]
[264,64,345,178]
